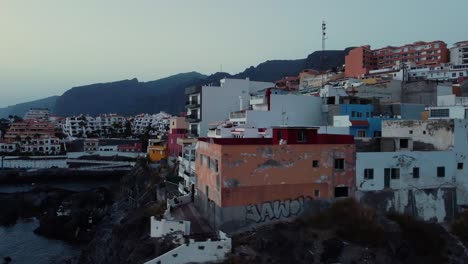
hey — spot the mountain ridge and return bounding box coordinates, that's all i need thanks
[1,48,351,117]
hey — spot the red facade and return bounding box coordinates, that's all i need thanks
[167,128,188,157]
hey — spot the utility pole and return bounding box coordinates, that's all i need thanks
[321,20,327,89]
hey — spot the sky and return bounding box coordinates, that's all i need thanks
[1,0,467,107]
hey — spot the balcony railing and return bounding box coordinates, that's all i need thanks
[186,114,201,123]
[185,100,200,108]
[230,110,246,119]
[185,86,202,95]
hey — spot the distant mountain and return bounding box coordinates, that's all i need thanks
[0,96,59,118]
[54,72,207,116]
[7,48,351,117]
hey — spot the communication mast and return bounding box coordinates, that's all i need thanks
[321,20,327,88]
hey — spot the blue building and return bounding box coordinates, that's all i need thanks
[339,104,391,138]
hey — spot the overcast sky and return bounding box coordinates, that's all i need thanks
[1,0,467,107]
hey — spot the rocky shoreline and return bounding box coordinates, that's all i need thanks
[0,168,127,184]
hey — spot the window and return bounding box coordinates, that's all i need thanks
[366,112,370,118]
[207,157,211,169]
[364,169,374,180]
[277,130,283,140]
[374,131,382,137]
[214,159,219,172]
[390,168,400,179]
[458,163,464,170]
[351,111,356,117]
[334,187,348,197]
[409,130,413,134]
[460,72,464,77]
[430,109,449,118]
[312,160,319,168]
[452,73,457,78]
[297,131,306,142]
[334,159,344,170]
[356,112,363,118]
[413,167,420,178]
[400,139,409,149]
[437,166,445,177]
[314,190,320,198]
[357,130,366,137]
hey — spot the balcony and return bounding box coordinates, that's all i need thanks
[185,100,200,108]
[186,114,201,123]
[185,85,201,95]
[230,110,246,119]
[250,96,266,105]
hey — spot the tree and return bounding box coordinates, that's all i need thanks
[124,120,133,138]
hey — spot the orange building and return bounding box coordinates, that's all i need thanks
[4,121,55,143]
[195,127,355,231]
[345,41,450,78]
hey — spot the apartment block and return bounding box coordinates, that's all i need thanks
[195,127,355,231]
[345,41,450,78]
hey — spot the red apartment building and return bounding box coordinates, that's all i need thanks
[4,121,55,142]
[167,117,189,157]
[345,40,450,78]
[195,127,355,232]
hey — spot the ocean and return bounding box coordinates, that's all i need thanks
[0,180,117,264]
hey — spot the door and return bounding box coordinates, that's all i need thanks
[384,168,390,188]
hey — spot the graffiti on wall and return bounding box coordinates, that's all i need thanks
[245,196,311,223]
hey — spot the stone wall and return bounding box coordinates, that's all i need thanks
[358,188,456,222]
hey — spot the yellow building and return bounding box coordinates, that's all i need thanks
[148,145,167,162]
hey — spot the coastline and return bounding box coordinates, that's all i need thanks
[0,168,127,184]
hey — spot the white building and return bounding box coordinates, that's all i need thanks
[428,94,468,119]
[356,119,468,205]
[185,78,274,137]
[63,114,127,138]
[450,41,468,66]
[132,112,171,136]
[178,144,196,194]
[0,141,17,153]
[21,137,61,155]
[24,108,50,121]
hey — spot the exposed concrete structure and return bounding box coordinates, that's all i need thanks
[194,127,355,232]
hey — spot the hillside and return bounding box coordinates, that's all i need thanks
[54,72,206,116]
[0,96,59,118]
[8,48,351,116]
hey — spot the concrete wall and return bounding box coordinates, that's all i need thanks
[356,80,402,103]
[358,188,456,223]
[382,119,455,150]
[244,94,323,128]
[144,231,231,264]
[356,151,457,191]
[150,218,190,238]
[195,141,356,208]
[199,79,273,137]
[2,158,68,169]
[401,81,440,106]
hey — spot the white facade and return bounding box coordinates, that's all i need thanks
[0,142,17,153]
[150,217,191,238]
[450,41,468,66]
[63,114,127,138]
[132,112,171,136]
[178,144,196,194]
[239,94,323,128]
[187,78,274,137]
[21,138,61,154]
[144,231,231,264]
[357,119,468,206]
[24,108,50,121]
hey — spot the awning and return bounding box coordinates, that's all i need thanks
[350,120,369,126]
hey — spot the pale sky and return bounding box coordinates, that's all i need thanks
[1,0,467,107]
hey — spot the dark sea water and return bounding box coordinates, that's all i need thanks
[0,180,117,264]
[0,218,79,264]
